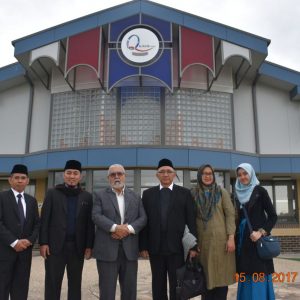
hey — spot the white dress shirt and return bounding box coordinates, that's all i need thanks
[10,188,26,248]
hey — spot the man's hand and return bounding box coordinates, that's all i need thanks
[40,245,50,259]
[84,248,92,260]
[14,239,30,252]
[189,249,199,259]
[139,250,149,259]
[112,224,130,239]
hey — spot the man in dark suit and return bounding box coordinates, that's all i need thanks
[0,164,40,300]
[92,164,147,300]
[39,160,94,300]
[140,158,198,300]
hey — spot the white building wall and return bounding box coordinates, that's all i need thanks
[233,80,256,153]
[0,84,30,154]
[29,81,51,152]
[256,83,300,154]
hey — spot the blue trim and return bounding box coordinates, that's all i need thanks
[259,62,300,86]
[290,85,300,101]
[1,147,300,174]
[12,0,269,58]
[0,63,26,81]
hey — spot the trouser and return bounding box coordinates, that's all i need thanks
[97,246,138,300]
[44,241,84,300]
[0,251,32,300]
[202,286,228,300]
[149,253,184,300]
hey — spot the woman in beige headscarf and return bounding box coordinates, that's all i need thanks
[192,164,236,300]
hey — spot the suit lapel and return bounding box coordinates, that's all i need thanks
[167,184,177,216]
[76,192,82,217]
[107,188,121,218]
[8,190,20,221]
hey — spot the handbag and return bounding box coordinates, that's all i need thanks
[242,205,280,260]
[176,258,207,300]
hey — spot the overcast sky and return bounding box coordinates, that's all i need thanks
[1,0,299,71]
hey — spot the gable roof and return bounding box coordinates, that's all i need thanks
[12,0,270,57]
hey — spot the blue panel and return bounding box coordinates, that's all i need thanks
[290,85,300,100]
[88,148,137,167]
[1,146,300,175]
[259,62,300,86]
[291,157,300,173]
[231,153,260,172]
[24,153,48,171]
[260,157,292,173]
[142,15,171,41]
[47,150,88,169]
[0,63,25,81]
[189,150,231,169]
[0,157,23,174]
[109,15,140,42]
[137,148,189,167]
[108,50,139,89]
[142,49,172,89]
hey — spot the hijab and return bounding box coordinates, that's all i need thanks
[235,163,260,205]
[192,164,221,227]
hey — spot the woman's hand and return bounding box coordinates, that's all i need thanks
[226,235,235,253]
[250,230,262,242]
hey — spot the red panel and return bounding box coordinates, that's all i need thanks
[66,27,101,76]
[180,27,214,76]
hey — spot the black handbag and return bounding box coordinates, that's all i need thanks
[242,205,280,260]
[176,258,207,300]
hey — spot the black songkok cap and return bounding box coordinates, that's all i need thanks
[64,160,82,172]
[157,158,174,169]
[11,164,28,175]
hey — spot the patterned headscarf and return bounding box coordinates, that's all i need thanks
[235,163,260,205]
[192,164,221,227]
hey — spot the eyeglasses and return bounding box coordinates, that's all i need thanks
[157,170,175,175]
[109,172,125,177]
[202,172,213,177]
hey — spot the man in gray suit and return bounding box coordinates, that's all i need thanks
[92,164,147,300]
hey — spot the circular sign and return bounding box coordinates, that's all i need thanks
[121,28,160,64]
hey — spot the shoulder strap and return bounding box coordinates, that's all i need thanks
[242,204,253,233]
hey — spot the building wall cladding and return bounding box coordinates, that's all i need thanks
[277,236,300,253]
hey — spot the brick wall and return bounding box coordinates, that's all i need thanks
[277,236,300,253]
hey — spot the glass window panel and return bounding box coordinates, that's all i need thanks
[54,171,86,190]
[165,89,233,149]
[261,185,273,204]
[120,87,161,145]
[93,170,134,193]
[190,170,224,188]
[50,89,117,149]
[275,185,289,216]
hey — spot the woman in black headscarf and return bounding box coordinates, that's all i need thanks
[192,164,236,300]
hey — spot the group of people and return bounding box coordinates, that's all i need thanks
[0,158,277,300]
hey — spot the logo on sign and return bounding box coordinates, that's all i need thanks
[121,28,160,64]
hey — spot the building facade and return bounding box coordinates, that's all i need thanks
[0,0,300,252]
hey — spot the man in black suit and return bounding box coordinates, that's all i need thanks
[0,164,40,300]
[39,160,94,300]
[140,158,198,300]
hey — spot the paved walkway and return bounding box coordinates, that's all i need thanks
[28,254,300,299]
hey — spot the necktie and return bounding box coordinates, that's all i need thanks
[17,194,25,228]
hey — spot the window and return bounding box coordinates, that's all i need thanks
[120,87,161,145]
[50,89,117,149]
[165,89,233,149]
[93,170,134,193]
[261,181,297,223]
[190,170,225,188]
[141,169,183,195]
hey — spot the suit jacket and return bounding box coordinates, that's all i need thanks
[92,187,147,262]
[139,184,197,255]
[236,185,277,274]
[0,190,40,260]
[39,187,94,257]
